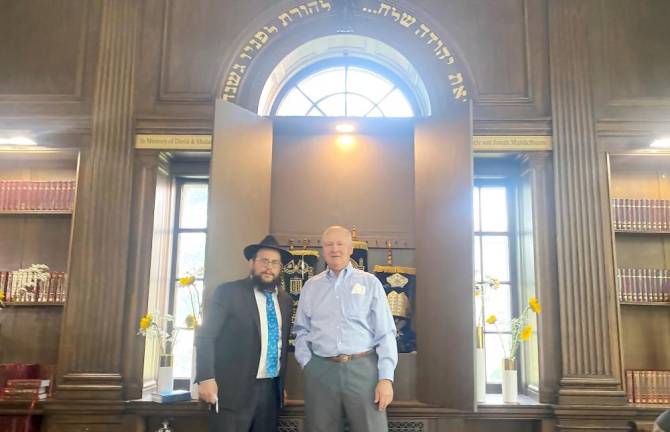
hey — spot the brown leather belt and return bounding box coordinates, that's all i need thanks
[324,350,374,363]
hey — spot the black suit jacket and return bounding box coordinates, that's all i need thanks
[195,277,293,411]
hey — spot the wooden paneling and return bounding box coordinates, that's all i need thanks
[0,306,62,364]
[550,0,625,405]
[142,156,173,391]
[415,0,549,112]
[133,0,550,133]
[56,0,140,399]
[159,0,232,100]
[519,154,560,404]
[0,0,88,98]
[205,100,272,289]
[414,102,473,409]
[620,307,670,371]
[0,0,100,124]
[0,215,71,271]
[122,151,163,400]
[593,0,670,122]
[270,121,415,241]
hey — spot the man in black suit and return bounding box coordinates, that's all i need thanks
[195,235,293,432]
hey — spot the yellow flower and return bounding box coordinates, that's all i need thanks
[529,296,542,314]
[520,324,533,341]
[185,314,198,329]
[474,289,481,297]
[486,314,497,325]
[178,275,196,286]
[0,291,4,301]
[139,314,153,331]
[490,277,500,289]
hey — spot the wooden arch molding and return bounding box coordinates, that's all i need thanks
[215,0,476,116]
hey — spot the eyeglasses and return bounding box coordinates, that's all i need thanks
[255,257,282,268]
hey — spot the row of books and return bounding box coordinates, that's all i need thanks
[626,370,670,404]
[0,271,67,304]
[611,198,670,232]
[0,180,75,212]
[1,379,50,401]
[616,268,670,303]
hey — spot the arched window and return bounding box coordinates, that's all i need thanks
[273,60,416,117]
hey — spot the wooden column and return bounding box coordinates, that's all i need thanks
[520,153,561,404]
[121,151,165,400]
[56,0,140,399]
[549,0,625,406]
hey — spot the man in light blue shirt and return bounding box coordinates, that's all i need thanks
[294,225,398,432]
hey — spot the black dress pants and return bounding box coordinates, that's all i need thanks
[209,378,279,432]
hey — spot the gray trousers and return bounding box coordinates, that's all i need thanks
[303,354,388,432]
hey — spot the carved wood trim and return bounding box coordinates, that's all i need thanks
[549,0,624,405]
[56,0,140,399]
[121,151,162,400]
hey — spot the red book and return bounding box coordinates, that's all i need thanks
[6,379,50,389]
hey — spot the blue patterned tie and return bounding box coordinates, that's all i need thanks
[264,291,279,377]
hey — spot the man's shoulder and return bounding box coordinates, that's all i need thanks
[305,270,328,285]
[300,271,327,296]
[214,278,249,294]
[351,268,380,284]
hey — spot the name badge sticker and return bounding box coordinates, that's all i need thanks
[352,283,366,295]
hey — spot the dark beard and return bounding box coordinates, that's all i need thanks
[251,273,279,291]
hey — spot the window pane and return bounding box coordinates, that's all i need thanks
[297,67,345,103]
[346,93,374,117]
[174,280,204,328]
[179,183,208,229]
[376,88,413,117]
[481,235,510,282]
[485,333,511,385]
[317,94,346,116]
[176,232,206,278]
[346,67,394,103]
[475,290,483,325]
[483,283,512,332]
[473,187,481,232]
[480,187,508,232]
[276,88,313,116]
[474,235,482,282]
[306,107,323,116]
[173,329,194,378]
[366,107,383,117]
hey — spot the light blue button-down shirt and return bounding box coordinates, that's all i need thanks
[293,262,398,381]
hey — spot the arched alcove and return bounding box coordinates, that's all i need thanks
[257,34,431,117]
[207,0,476,411]
[215,0,475,116]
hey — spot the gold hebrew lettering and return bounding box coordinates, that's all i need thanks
[278,12,293,26]
[399,12,416,28]
[448,73,463,85]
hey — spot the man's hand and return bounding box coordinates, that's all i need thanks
[374,379,394,411]
[198,378,218,404]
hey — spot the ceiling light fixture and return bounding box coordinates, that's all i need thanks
[0,136,37,146]
[335,123,355,133]
[650,137,670,148]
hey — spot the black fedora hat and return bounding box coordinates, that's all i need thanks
[243,235,292,265]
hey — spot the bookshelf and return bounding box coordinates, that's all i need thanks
[0,149,78,366]
[608,153,670,407]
